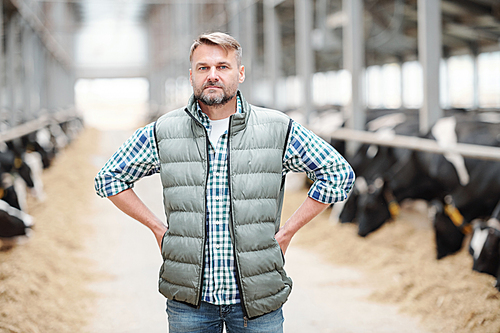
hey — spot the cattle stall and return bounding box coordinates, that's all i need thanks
[322,113,500,290]
[0,108,83,248]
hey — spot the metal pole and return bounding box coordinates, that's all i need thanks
[241,0,256,102]
[264,0,281,109]
[294,0,314,124]
[398,55,404,109]
[147,13,157,108]
[471,46,480,110]
[7,14,19,125]
[22,22,33,120]
[0,0,4,113]
[418,0,443,134]
[31,32,41,113]
[342,0,365,155]
[228,0,240,41]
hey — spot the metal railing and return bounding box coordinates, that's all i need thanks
[0,109,80,143]
[329,128,500,162]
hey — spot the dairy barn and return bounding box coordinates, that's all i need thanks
[0,0,500,332]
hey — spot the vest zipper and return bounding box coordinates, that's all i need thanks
[198,128,210,308]
[226,115,251,321]
[184,109,209,308]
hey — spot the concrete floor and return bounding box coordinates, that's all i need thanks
[86,129,430,333]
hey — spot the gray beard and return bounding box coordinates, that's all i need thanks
[196,90,236,107]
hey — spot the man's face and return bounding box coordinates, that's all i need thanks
[190,44,245,106]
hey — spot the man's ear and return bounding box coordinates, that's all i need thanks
[189,68,193,86]
[239,66,245,83]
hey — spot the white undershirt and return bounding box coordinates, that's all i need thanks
[208,117,230,148]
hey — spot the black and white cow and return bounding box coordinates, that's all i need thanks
[21,132,55,169]
[468,201,500,290]
[430,155,500,259]
[337,113,420,236]
[0,199,34,249]
[429,118,500,259]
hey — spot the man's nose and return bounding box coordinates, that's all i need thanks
[207,67,219,81]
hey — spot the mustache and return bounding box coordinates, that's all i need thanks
[202,81,224,89]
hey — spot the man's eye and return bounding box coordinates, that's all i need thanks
[219,66,227,69]
[199,66,208,70]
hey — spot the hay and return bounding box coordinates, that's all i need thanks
[0,128,100,333]
[282,190,500,333]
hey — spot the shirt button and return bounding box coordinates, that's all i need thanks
[216,245,220,249]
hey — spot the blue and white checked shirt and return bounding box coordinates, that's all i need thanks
[95,98,355,305]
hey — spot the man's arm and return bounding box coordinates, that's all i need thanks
[275,196,328,255]
[108,188,167,249]
[94,123,165,248]
[278,121,355,254]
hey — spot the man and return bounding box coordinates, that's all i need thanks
[95,32,354,332]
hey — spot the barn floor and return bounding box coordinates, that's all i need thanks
[0,126,499,333]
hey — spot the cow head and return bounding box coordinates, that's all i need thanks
[0,173,21,210]
[356,177,399,237]
[469,219,500,288]
[339,183,359,223]
[430,197,470,259]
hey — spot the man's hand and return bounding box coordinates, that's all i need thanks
[108,188,167,251]
[153,224,168,250]
[275,226,292,255]
[275,196,329,256]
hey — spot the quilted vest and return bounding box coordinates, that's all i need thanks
[155,93,293,319]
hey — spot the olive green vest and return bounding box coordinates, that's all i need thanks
[155,93,293,319]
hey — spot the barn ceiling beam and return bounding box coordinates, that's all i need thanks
[446,22,500,41]
[443,0,496,17]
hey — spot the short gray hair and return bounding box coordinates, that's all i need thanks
[189,32,242,66]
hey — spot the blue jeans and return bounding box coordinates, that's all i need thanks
[166,299,284,333]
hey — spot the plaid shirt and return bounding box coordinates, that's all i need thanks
[95,98,355,305]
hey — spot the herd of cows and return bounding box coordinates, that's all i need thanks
[314,109,500,291]
[0,117,83,249]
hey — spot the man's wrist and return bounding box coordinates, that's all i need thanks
[150,220,167,234]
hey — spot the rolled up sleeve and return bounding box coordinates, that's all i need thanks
[283,121,355,204]
[94,122,160,198]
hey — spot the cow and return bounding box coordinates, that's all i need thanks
[3,138,47,206]
[0,144,35,212]
[0,199,34,250]
[337,113,420,236]
[430,154,500,259]
[21,131,55,169]
[353,115,500,247]
[468,201,500,290]
[0,173,23,210]
[428,117,500,259]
